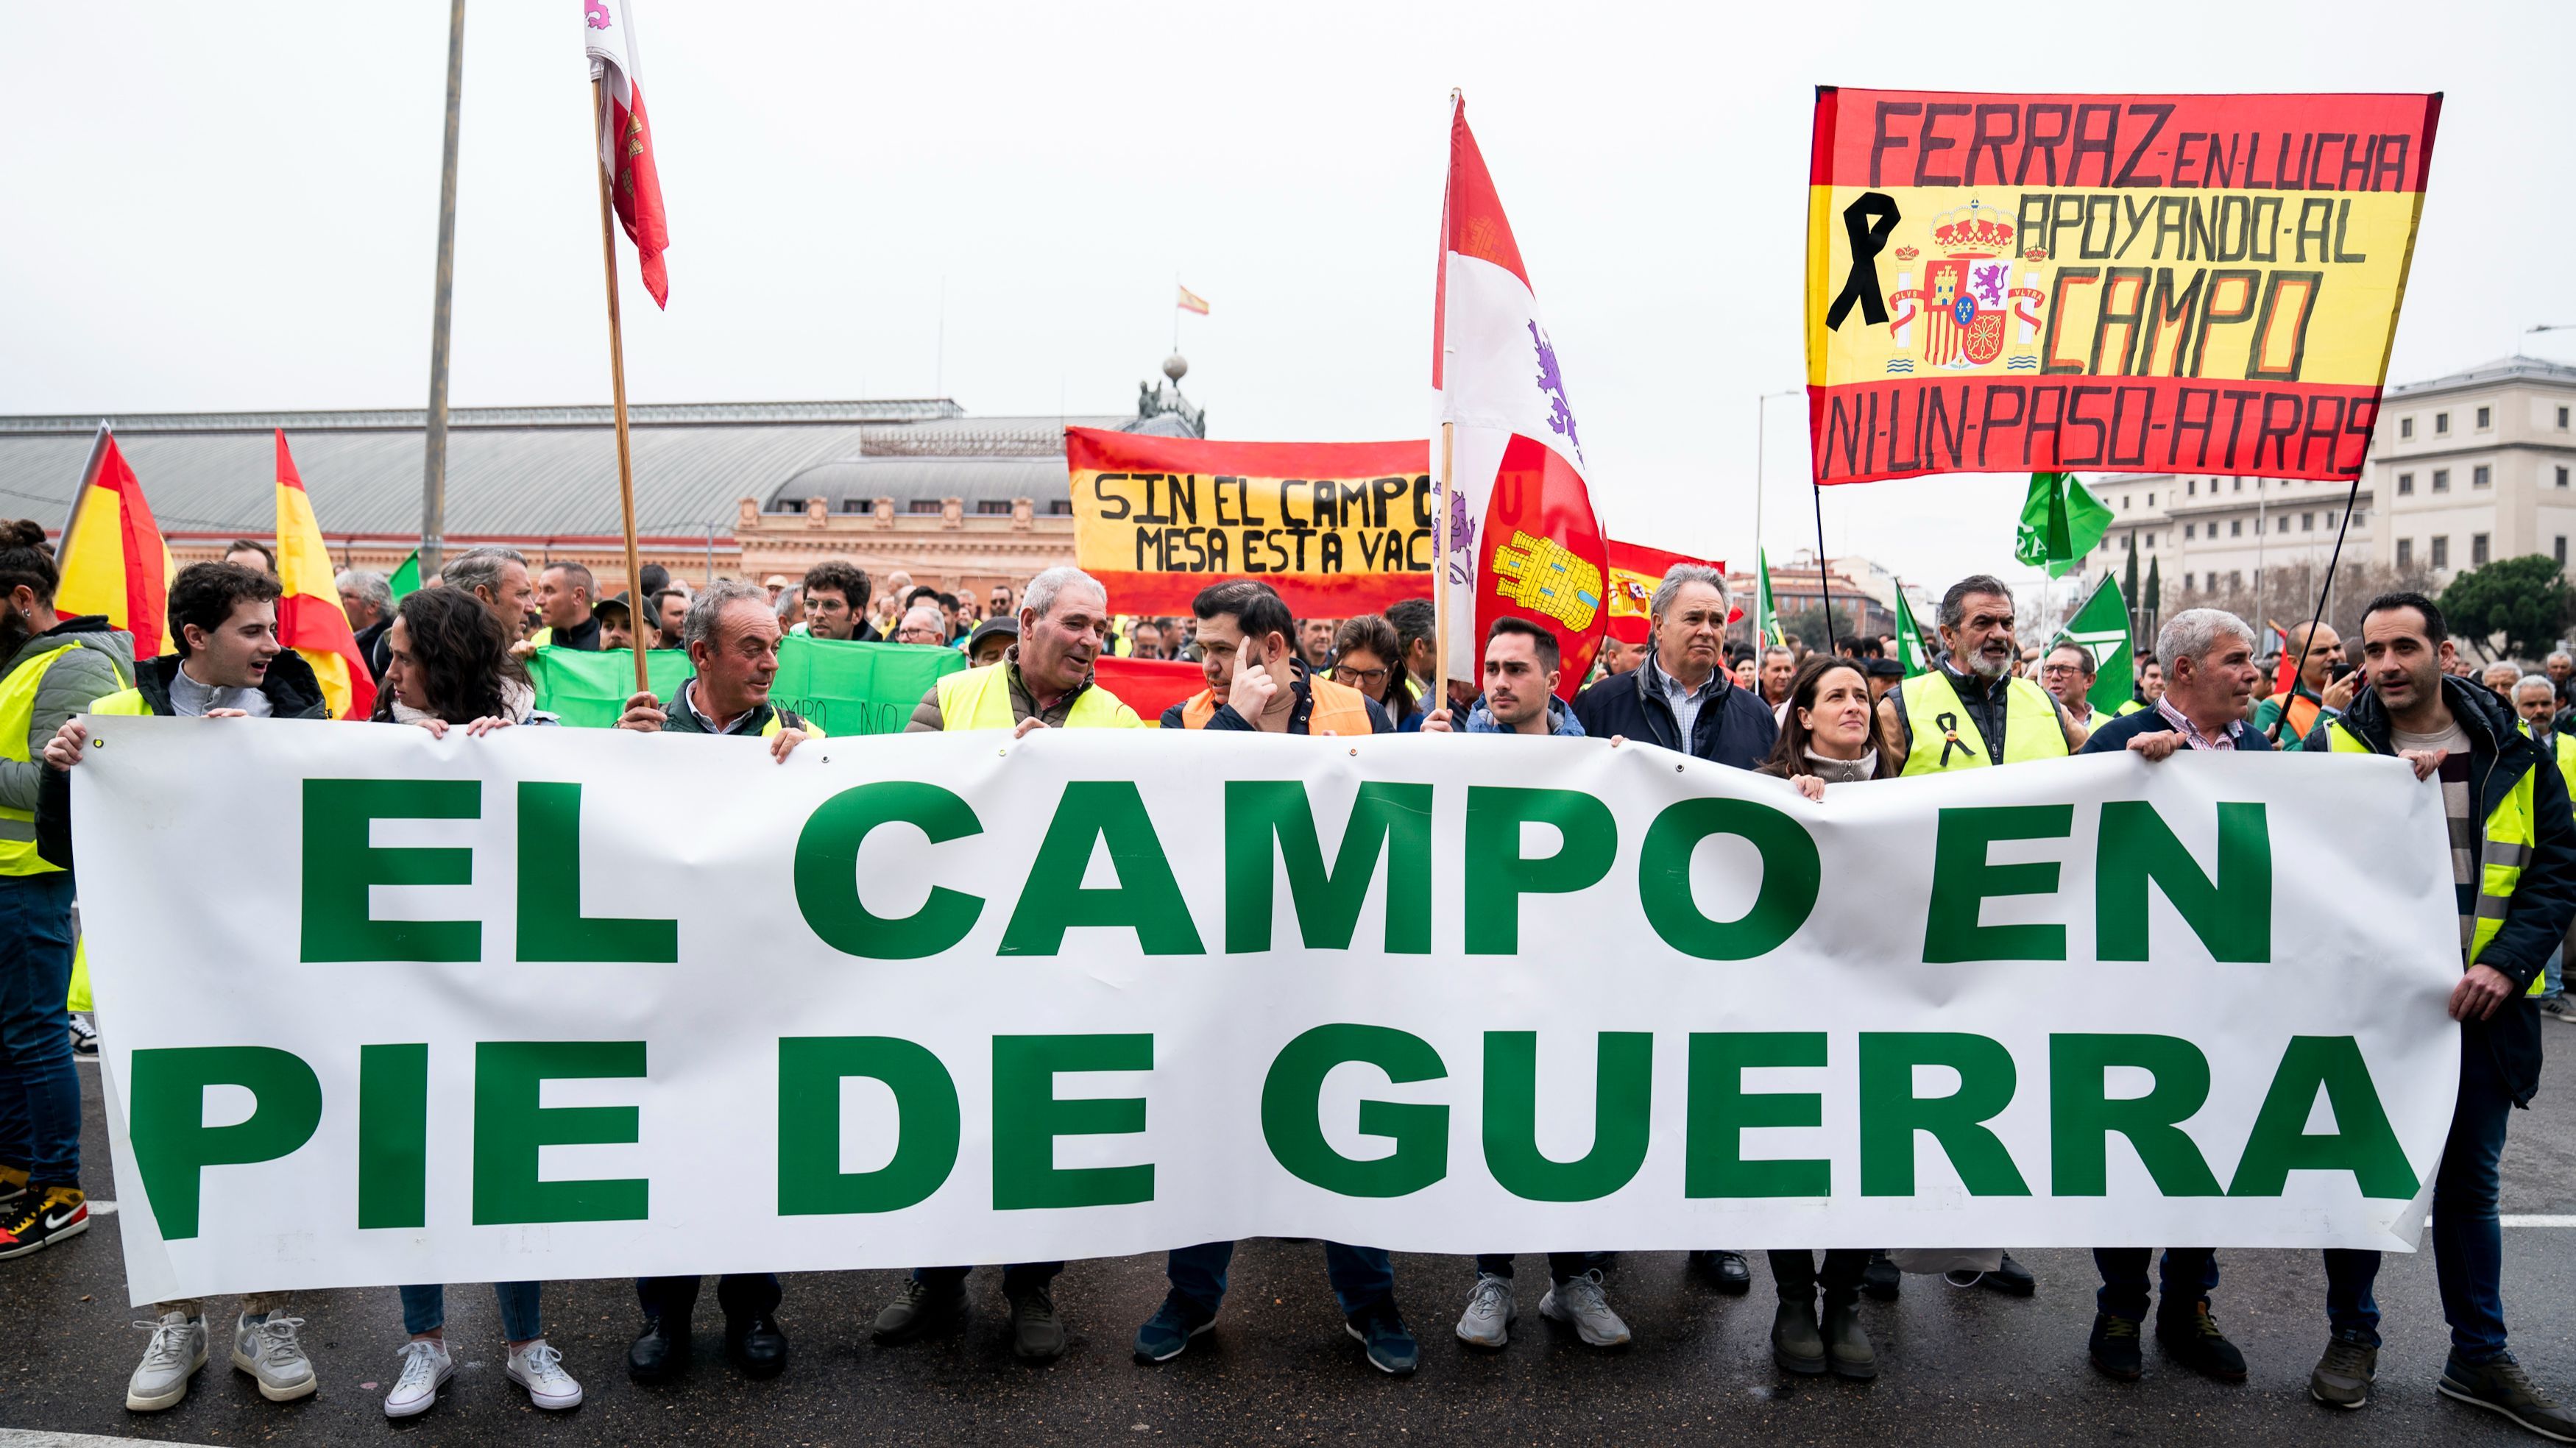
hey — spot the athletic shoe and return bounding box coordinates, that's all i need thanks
[0,1163,25,1213]
[871,1277,966,1344]
[506,1339,584,1410]
[68,1014,99,1056]
[2310,1332,2377,1408]
[1133,1294,1215,1363]
[1454,1274,1515,1349]
[1539,1269,1631,1348]
[0,1185,88,1260]
[2088,1312,2143,1381]
[382,1338,453,1419]
[2438,1351,2576,1441]
[2156,1303,2247,1383]
[1007,1286,1066,1363]
[126,1310,208,1411]
[233,1313,318,1402]
[1345,1297,1420,1375]
[2544,995,2576,1025]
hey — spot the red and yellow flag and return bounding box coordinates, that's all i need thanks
[54,432,174,659]
[1176,284,1210,316]
[272,431,375,720]
[1604,541,1726,647]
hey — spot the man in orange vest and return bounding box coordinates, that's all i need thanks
[1159,581,1390,736]
[2252,620,2358,749]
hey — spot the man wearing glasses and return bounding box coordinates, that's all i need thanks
[2039,642,2104,734]
[891,603,950,647]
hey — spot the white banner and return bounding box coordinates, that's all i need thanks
[71,719,2458,1305]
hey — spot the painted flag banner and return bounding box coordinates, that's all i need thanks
[74,722,2459,1302]
[584,0,670,308]
[1604,541,1725,647]
[523,636,963,731]
[1804,89,2439,484]
[53,430,173,661]
[1066,427,1433,617]
[2053,572,2137,717]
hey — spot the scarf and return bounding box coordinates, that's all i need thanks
[390,676,537,728]
[1802,748,1878,783]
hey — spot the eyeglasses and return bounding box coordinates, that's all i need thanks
[1332,664,1389,686]
[896,627,945,642]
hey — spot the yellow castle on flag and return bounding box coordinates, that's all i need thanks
[1490,530,1602,631]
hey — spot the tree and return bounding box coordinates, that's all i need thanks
[1777,603,1862,653]
[2142,555,2162,630]
[2438,555,2575,664]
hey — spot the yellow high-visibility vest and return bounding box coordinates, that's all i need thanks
[1897,670,2068,776]
[2330,718,2542,993]
[937,662,1141,731]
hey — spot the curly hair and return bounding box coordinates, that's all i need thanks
[379,586,525,724]
[0,519,58,605]
[802,559,871,609]
[169,562,283,659]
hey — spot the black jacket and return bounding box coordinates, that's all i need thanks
[2304,675,2576,1105]
[1573,660,1776,769]
[35,651,330,870]
[2078,704,2274,754]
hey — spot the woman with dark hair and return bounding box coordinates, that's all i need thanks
[1331,614,1416,728]
[372,586,550,737]
[1752,654,1883,1380]
[1758,655,1889,799]
[364,586,578,1416]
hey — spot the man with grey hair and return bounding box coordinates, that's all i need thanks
[442,546,534,641]
[891,602,949,646]
[2073,605,2265,1383]
[2547,650,2574,710]
[902,564,1141,736]
[2509,673,2576,1023]
[336,568,394,683]
[1574,563,1777,776]
[1877,573,2088,775]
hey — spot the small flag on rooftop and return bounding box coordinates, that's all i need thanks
[1176,284,1210,315]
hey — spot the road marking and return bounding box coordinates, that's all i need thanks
[2502,1215,2576,1227]
[1,1430,225,1447]
[88,1199,117,1217]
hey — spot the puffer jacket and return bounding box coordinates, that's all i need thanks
[2,615,132,815]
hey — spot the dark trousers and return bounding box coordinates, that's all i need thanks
[1769,1249,1868,1307]
[2093,1248,2218,1321]
[2324,1029,2516,1362]
[635,1274,781,1323]
[1168,1241,1393,1319]
[915,1262,1062,1297]
[1475,1252,1610,1285]
[0,873,79,1186]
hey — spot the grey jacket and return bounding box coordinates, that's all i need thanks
[2,616,132,813]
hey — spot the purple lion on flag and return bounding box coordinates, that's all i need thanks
[1529,322,1582,464]
[586,1,613,29]
[1446,487,1477,585]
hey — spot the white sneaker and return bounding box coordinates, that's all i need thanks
[506,1338,583,1410]
[383,1338,453,1419]
[1455,1273,1515,1349]
[127,1311,208,1411]
[1540,1268,1632,1348]
[233,1313,317,1402]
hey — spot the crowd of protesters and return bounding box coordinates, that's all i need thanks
[4,519,2576,1439]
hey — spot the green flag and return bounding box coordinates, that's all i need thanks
[1892,585,1936,678]
[2012,472,2111,578]
[2052,572,2134,717]
[523,635,966,732]
[1754,548,1786,648]
[387,550,421,602]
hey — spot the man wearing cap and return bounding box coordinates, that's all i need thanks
[966,617,1015,670]
[595,592,638,652]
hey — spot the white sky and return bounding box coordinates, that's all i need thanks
[4,0,2569,597]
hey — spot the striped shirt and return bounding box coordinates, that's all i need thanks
[2393,720,2476,952]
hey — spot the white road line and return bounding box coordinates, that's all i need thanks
[2502,1214,2576,1227]
[1,1430,224,1448]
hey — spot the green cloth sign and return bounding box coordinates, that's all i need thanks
[2013,472,2111,579]
[524,637,963,732]
[2053,573,2135,717]
[386,550,421,603]
[1893,586,1936,678]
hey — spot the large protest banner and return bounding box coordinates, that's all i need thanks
[1804,90,2439,484]
[1066,427,1434,617]
[523,637,963,731]
[74,721,2458,1303]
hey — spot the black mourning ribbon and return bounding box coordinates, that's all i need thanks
[1935,710,1968,769]
[1823,191,1901,331]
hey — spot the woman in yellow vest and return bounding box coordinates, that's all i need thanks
[0,519,132,1260]
[1162,581,1387,736]
[1878,575,2090,775]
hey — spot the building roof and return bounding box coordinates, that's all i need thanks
[2384,355,2576,398]
[0,401,1122,544]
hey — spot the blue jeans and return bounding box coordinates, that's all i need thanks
[636,1273,779,1321]
[914,1261,1061,1297]
[1167,1241,1393,1319]
[2323,1031,2514,1361]
[1474,1252,1610,1285]
[2093,1247,2219,1321]
[0,873,80,1186]
[400,1282,543,1343]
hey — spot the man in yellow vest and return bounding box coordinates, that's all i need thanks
[878,565,1136,1364]
[2509,672,2576,1026]
[1869,573,2081,1302]
[1161,581,1387,735]
[902,564,1142,737]
[0,519,129,1265]
[2299,594,2576,1433]
[1877,574,2090,776]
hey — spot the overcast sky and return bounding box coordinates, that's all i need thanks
[4,1,2569,596]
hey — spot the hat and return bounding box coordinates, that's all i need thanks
[968,617,1019,653]
[595,590,634,622]
[763,574,790,589]
[1864,656,1903,678]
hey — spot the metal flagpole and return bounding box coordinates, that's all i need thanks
[591,77,651,699]
[420,0,465,581]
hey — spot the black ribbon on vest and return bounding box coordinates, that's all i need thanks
[1823,191,1901,331]
[1935,709,1969,769]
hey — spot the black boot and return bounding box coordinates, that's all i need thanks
[1772,1296,1825,1375]
[726,1313,788,1379]
[1861,1249,1901,1302]
[1822,1296,1877,1380]
[628,1315,685,1383]
[1689,1250,1752,1294]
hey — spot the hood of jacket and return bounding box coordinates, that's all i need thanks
[1465,693,1586,737]
[131,649,332,720]
[2332,672,2526,768]
[2,614,133,685]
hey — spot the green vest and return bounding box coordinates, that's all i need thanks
[2329,718,2542,992]
[1897,670,2069,776]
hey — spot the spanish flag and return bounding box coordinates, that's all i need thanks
[54,430,174,659]
[272,431,375,720]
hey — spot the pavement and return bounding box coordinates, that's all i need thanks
[7,1036,2576,1447]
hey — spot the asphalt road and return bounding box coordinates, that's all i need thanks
[7,1035,2576,1447]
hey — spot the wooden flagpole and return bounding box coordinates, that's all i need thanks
[590,77,651,700]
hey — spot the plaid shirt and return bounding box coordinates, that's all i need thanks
[2154,694,2243,750]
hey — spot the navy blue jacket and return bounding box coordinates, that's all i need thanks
[2078,704,2274,755]
[1572,661,1776,770]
